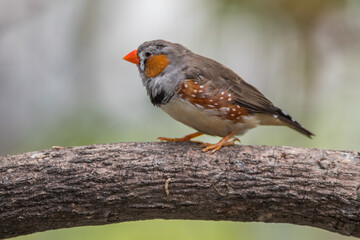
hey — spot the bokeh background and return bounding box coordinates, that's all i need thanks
[1,0,359,239]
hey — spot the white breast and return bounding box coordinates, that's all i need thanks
[160,98,260,137]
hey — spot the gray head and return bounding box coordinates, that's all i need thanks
[126,40,190,105]
[137,39,190,74]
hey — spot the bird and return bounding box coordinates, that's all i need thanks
[123,40,314,152]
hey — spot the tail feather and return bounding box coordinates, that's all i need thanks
[275,109,314,138]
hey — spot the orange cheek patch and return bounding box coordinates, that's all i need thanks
[178,79,248,122]
[145,55,169,78]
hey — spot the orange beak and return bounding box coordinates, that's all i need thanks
[123,49,139,65]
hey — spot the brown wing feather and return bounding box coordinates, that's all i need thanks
[183,53,314,138]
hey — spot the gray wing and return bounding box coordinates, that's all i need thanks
[185,53,277,113]
[183,53,314,137]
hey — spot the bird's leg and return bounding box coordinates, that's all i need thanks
[157,132,204,144]
[202,132,240,153]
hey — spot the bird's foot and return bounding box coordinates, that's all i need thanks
[157,132,204,144]
[202,133,240,153]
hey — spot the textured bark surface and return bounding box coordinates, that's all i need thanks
[1,142,360,238]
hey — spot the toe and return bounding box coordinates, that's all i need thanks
[202,144,218,152]
[157,137,175,142]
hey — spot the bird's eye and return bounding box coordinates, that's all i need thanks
[145,52,152,57]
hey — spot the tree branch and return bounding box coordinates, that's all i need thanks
[1,143,360,238]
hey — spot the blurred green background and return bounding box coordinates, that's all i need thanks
[1,0,359,239]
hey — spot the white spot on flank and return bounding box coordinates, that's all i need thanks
[228,94,231,97]
[232,108,236,112]
[184,84,188,88]
[191,94,196,98]
[200,85,204,88]
[236,117,240,120]
[273,115,278,119]
[220,97,224,100]
[209,99,213,102]
[221,92,225,95]
[208,104,215,108]
[194,81,198,84]
[228,98,232,101]
[195,104,203,108]
[214,103,218,105]
[237,105,240,108]
[231,114,235,117]
[220,107,229,112]
[199,90,203,93]
[193,89,197,93]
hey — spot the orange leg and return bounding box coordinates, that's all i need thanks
[157,132,204,144]
[202,132,240,153]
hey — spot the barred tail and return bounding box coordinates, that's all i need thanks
[275,109,314,138]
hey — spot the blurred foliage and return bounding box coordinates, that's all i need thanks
[212,0,347,106]
[214,0,345,28]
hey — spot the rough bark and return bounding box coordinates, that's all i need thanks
[1,142,360,238]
